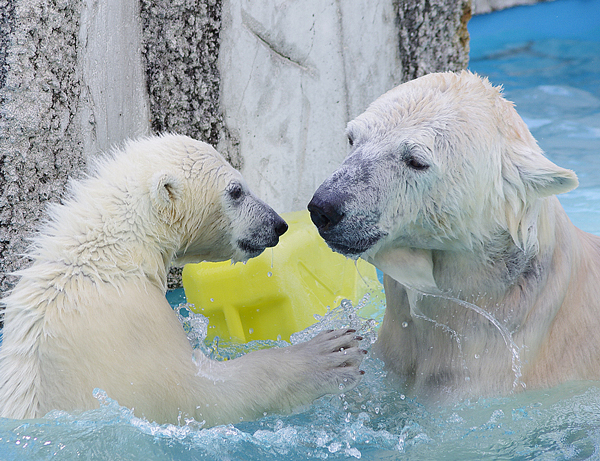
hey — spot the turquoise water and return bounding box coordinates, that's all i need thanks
[2,0,600,459]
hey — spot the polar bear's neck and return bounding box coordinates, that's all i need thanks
[379,198,568,341]
[31,179,176,294]
[375,203,576,399]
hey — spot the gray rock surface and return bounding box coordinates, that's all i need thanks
[1,0,86,292]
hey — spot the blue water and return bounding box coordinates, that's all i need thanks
[2,0,600,459]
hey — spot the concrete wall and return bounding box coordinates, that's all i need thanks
[218,1,403,212]
[0,0,470,292]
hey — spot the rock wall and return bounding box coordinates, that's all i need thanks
[0,0,470,292]
[219,1,402,212]
[0,0,86,291]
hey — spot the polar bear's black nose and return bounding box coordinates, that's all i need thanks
[308,196,344,231]
[274,215,288,237]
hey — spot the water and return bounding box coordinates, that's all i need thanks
[2,0,600,458]
[3,302,600,460]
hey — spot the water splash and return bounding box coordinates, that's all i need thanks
[406,286,524,390]
[176,303,209,350]
[290,295,380,347]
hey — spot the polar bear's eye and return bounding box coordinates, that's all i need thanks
[405,156,430,171]
[347,135,354,147]
[227,183,244,201]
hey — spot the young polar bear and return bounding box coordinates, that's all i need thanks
[0,134,364,425]
[308,70,600,401]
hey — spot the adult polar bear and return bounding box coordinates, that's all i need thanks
[308,70,600,401]
[0,134,364,425]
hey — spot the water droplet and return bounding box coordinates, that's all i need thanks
[249,328,254,334]
[209,298,214,302]
[474,354,480,359]
[401,321,408,328]
[267,271,272,277]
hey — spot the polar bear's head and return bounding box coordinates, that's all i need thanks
[308,71,577,263]
[95,134,287,265]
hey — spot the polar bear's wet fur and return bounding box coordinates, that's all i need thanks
[309,71,600,400]
[0,134,365,424]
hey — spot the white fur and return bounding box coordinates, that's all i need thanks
[0,134,364,424]
[309,71,600,401]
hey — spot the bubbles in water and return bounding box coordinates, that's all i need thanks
[328,441,341,453]
[267,271,272,277]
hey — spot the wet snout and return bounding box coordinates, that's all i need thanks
[254,202,288,248]
[308,185,350,232]
[237,199,288,258]
[308,167,386,257]
[267,211,289,245]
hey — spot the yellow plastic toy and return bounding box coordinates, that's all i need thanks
[182,210,380,342]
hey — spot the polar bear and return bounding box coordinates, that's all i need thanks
[0,134,365,425]
[308,70,600,401]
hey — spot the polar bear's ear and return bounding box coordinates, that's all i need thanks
[515,151,578,199]
[150,172,183,224]
[502,148,578,252]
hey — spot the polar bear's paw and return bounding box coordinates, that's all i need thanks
[223,328,365,417]
[209,328,366,421]
[257,327,367,409]
[299,328,367,393]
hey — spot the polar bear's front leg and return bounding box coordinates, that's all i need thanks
[192,329,365,426]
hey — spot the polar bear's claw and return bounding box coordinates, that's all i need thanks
[298,328,366,393]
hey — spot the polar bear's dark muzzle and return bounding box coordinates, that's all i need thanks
[237,210,288,258]
[308,186,385,257]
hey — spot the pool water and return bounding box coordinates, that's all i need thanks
[2,0,600,459]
